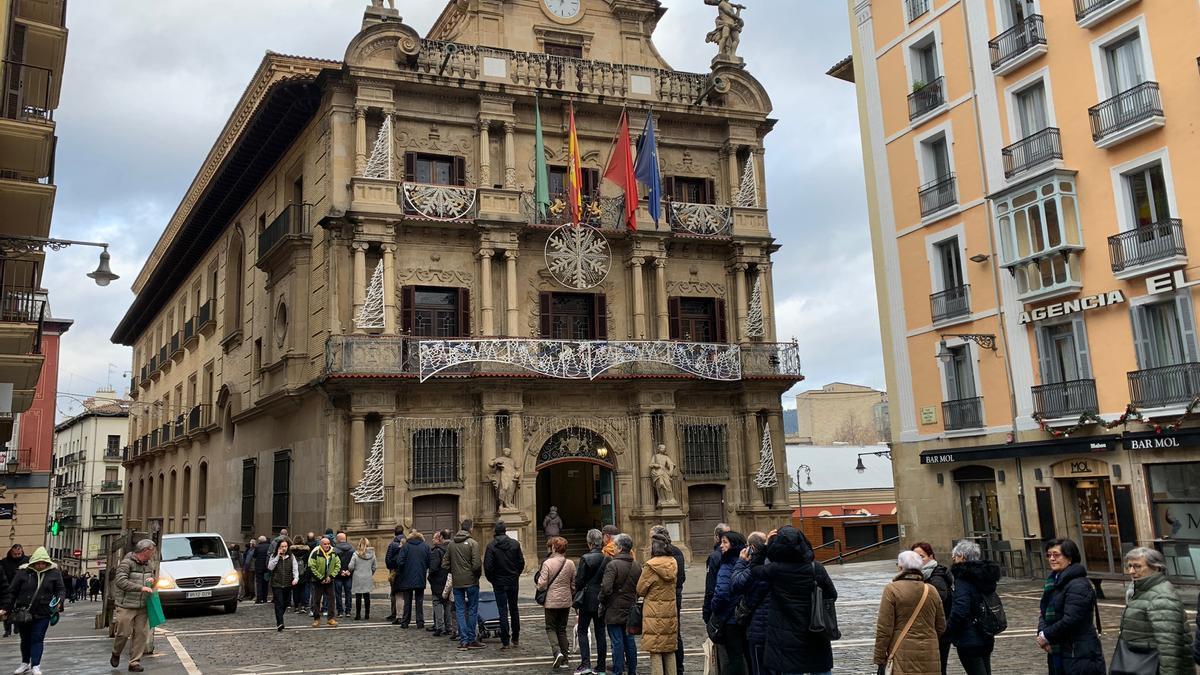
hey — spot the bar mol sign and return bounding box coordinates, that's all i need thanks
[1018,291,1126,325]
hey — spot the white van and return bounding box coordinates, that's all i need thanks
[154,532,240,613]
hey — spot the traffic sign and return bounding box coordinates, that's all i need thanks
[72,549,81,558]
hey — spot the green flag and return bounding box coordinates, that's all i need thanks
[534,98,550,222]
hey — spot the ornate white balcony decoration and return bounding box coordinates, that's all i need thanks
[363,115,393,179]
[418,338,743,382]
[753,425,778,489]
[351,427,385,504]
[544,224,611,290]
[402,183,477,221]
[354,262,385,329]
[746,275,765,338]
[668,202,732,236]
[734,158,759,208]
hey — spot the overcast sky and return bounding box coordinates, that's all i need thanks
[46,0,881,418]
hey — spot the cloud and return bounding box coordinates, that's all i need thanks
[47,1,880,416]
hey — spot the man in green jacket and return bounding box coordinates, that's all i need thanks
[111,540,156,672]
[308,538,341,628]
[442,519,483,649]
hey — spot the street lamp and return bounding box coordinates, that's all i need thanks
[937,334,998,365]
[794,464,812,523]
[855,450,893,474]
[0,235,119,287]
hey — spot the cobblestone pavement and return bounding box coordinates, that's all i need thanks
[0,560,1184,674]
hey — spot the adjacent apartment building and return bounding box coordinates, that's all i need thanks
[49,389,127,575]
[792,382,888,445]
[0,0,69,548]
[112,0,800,564]
[839,0,1200,578]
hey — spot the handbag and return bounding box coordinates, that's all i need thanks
[1110,637,1159,675]
[626,596,645,635]
[885,583,930,675]
[535,558,565,606]
[9,606,31,625]
[808,563,841,640]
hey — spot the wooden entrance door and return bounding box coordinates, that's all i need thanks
[688,485,725,558]
[412,495,459,536]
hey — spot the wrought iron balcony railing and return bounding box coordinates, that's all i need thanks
[918,173,956,217]
[906,0,929,21]
[158,345,167,367]
[667,201,732,236]
[187,404,213,432]
[1002,128,1062,178]
[1129,362,1200,409]
[989,15,1046,71]
[149,429,159,448]
[257,203,312,264]
[1074,0,1127,21]
[174,415,185,439]
[100,479,121,492]
[520,192,627,231]
[326,335,801,382]
[0,448,33,473]
[1089,82,1163,142]
[105,446,122,460]
[198,299,214,330]
[1033,379,1098,419]
[908,77,945,120]
[930,284,970,323]
[942,396,984,431]
[0,60,53,124]
[91,513,123,527]
[1108,219,1185,273]
[170,331,181,357]
[183,317,195,342]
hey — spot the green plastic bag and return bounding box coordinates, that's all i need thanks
[146,590,167,629]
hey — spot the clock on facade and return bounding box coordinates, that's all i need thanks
[543,0,581,21]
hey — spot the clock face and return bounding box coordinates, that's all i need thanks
[544,0,581,20]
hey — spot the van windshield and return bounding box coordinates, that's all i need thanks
[160,536,228,562]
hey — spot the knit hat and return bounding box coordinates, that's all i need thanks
[494,521,507,535]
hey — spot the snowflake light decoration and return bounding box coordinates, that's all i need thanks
[544,224,611,290]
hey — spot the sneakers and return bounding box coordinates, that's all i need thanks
[466,641,486,650]
[13,664,29,675]
[31,667,42,675]
[277,623,285,632]
[574,666,593,675]
[552,653,567,670]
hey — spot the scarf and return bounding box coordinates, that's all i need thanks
[1043,573,1063,673]
[920,559,937,581]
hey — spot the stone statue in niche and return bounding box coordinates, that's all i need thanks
[649,444,680,507]
[489,447,521,510]
[705,0,746,62]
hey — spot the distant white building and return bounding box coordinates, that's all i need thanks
[49,388,129,575]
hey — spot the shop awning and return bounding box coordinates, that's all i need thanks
[919,436,1118,465]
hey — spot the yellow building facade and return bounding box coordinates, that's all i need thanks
[114,0,800,565]
[842,0,1200,578]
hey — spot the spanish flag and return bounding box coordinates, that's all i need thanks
[567,102,583,225]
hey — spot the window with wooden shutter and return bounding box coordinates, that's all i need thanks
[539,292,552,338]
[594,294,608,340]
[715,298,728,342]
[453,156,467,187]
[404,152,417,182]
[548,166,600,199]
[404,153,461,186]
[401,286,415,334]
[271,450,291,532]
[668,297,681,339]
[405,286,466,337]
[240,459,256,532]
[457,288,471,336]
[672,297,722,342]
[668,176,716,205]
[541,292,602,339]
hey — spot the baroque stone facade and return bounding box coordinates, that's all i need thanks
[113,0,798,564]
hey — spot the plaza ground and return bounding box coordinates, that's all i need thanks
[0,560,1182,674]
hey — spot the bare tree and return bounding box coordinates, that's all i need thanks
[833,412,877,446]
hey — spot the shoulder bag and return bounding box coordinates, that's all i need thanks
[535,558,564,606]
[1110,606,1160,675]
[626,596,645,635]
[885,583,930,675]
[808,562,841,640]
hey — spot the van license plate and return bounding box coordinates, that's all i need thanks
[185,590,212,599]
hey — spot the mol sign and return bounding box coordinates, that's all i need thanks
[1018,291,1126,325]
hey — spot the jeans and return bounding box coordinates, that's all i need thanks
[608,624,637,675]
[544,607,571,657]
[578,610,606,671]
[272,585,290,626]
[493,584,520,645]
[957,650,993,675]
[432,587,453,633]
[453,585,479,645]
[18,617,49,666]
[355,593,371,619]
[255,572,269,602]
[716,623,747,675]
[334,575,352,615]
[311,580,336,620]
[401,588,425,626]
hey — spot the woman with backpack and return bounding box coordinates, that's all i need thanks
[1037,539,1104,674]
[946,540,1002,675]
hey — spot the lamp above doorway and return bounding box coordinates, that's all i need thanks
[936,333,998,365]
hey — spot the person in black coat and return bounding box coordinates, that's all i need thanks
[946,540,1001,675]
[395,530,431,628]
[755,526,837,675]
[913,542,954,674]
[730,532,771,675]
[428,530,454,638]
[0,545,25,638]
[384,525,406,622]
[483,522,524,648]
[702,523,729,625]
[252,536,271,603]
[1037,539,1104,675]
[574,529,610,674]
[2,547,65,672]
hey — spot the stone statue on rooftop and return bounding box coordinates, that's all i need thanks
[369,0,396,9]
[705,0,746,63]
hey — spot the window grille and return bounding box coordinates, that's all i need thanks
[680,424,729,479]
[412,428,461,485]
[272,450,291,532]
[240,459,256,531]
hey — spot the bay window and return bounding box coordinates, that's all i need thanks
[995,172,1084,302]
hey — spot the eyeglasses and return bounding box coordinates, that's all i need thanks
[1046,552,1064,559]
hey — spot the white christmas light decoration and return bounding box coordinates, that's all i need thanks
[355,262,385,329]
[754,424,778,489]
[746,274,765,338]
[363,115,393,179]
[352,426,386,503]
[734,156,759,208]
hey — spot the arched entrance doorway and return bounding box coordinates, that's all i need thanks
[535,427,616,552]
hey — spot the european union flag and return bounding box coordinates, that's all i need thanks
[634,113,662,226]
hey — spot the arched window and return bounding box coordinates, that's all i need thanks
[197,463,208,518]
[182,467,192,518]
[223,227,245,338]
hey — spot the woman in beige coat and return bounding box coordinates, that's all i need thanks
[535,536,576,669]
[873,549,946,675]
[637,531,680,675]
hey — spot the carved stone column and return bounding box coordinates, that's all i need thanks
[510,410,524,462]
[742,412,763,507]
[637,411,653,509]
[505,250,520,337]
[482,412,497,512]
[382,243,397,334]
[733,262,748,342]
[352,243,368,331]
[654,258,669,339]
[479,249,495,335]
[478,118,492,188]
[349,414,367,524]
[760,262,776,342]
[354,108,367,176]
[503,121,517,189]
[721,142,738,205]
[629,257,646,339]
